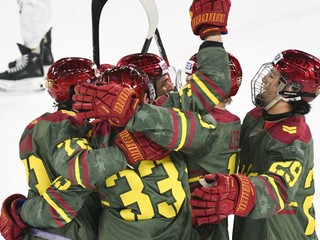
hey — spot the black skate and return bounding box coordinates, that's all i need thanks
[8,27,54,70]
[42,27,54,68]
[0,51,45,91]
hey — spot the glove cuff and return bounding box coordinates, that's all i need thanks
[191,11,228,38]
[10,198,28,229]
[232,174,256,217]
[115,130,144,165]
[199,26,228,40]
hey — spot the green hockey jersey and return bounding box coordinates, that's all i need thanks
[233,107,318,240]
[126,43,237,240]
[19,110,127,240]
[90,120,199,240]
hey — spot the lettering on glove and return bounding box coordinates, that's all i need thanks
[72,83,140,127]
[189,0,231,39]
[190,173,256,226]
[115,130,170,166]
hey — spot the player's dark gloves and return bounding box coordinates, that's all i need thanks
[190,0,231,39]
[0,194,28,240]
[115,130,170,167]
[190,173,256,226]
[73,83,140,127]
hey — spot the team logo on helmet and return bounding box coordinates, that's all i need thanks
[273,52,283,64]
[185,60,196,75]
[159,60,169,75]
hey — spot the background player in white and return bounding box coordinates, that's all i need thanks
[0,0,54,91]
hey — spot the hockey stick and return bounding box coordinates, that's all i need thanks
[25,227,71,240]
[154,28,170,67]
[139,0,177,90]
[139,0,159,53]
[91,0,109,68]
[138,0,170,67]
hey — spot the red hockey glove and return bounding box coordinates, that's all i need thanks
[0,194,28,240]
[73,83,140,127]
[190,174,256,226]
[189,0,231,39]
[115,130,170,167]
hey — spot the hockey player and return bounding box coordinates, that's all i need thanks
[72,0,236,238]
[190,49,320,240]
[0,58,130,240]
[0,63,186,240]
[184,52,243,240]
[0,0,54,91]
[91,0,232,115]
[76,53,242,240]
[122,51,243,239]
[116,52,174,103]
[85,66,198,240]
[46,65,197,240]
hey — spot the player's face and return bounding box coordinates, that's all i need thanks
[156,74,174,97]
[261,68,281,105]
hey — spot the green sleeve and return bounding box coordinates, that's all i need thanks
[21,182,100,239]
[246,138,313,219]
[161,92,181,108]
[21,176,93,228]
[126,104,217,153]
[51,138,128,189]
[179,42,231,114]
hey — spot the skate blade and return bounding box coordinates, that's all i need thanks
[0,77,46,92]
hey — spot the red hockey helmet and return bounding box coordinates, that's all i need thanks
[46,57,100,102]
[101,64,156,102]
[273,49,320,102]
[252,49,320,107]
[117,53,169,82]
[99,63,116,73]
[185,53,242,97]
[228,53,243,97]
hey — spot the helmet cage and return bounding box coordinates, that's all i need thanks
[251,62,287,107]
[252,50,320,109]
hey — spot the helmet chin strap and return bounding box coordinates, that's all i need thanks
[263,81,288,111]
[264,95,282,111]
[264,93,301,111]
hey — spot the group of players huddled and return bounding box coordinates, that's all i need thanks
[1,0,319,239]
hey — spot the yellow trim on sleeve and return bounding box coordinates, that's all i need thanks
[75,156,86,188]
[173,108,187,151]
[197,114,216,129]
[193,74,219,105]
[43,192,72,223]
[261,174,285,211]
